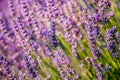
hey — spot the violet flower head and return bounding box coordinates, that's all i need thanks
[106,26,117,57]
[49,21,59,47]
[0,55,15,79]
[24,55,39,78]
[85,57,92,66]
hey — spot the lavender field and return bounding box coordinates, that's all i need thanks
[0,0,120,80]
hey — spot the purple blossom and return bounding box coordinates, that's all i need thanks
[106,26,117,57]
[91,58,101,73]
[24,55,39,78]
[53,49,79,79]
[49,21,59,47]
[0,55,15,79]
[85,57,92,66]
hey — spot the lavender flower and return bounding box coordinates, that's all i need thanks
[49,21,59,47]
[20,0,29,17]
[91,58,105,80]
[53,49,79,79]
[24,55,39,78]
[85,22,102,59]
[7,0,16,16]
[85,57,92,66]
[44,45,53,57]
[0,55,15,79]
[106,26,117,57]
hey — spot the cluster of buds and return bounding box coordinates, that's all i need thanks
[91,58,104,79]
[85,57,112,80]
[44,44,53,57]
[24,55,39,78]
[81,0,114,59]
[83,17,102,59]
[94,0,113,25]
[53,49,80,80]
[85,57,92,66]
[49,21,59,47]
[98,63,112,72]
[0,55,15,79]
[106,26,119,58]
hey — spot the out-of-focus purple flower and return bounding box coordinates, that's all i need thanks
[93,25,104,41]
[97,72,104,80]
[53,49,79,79]
[24,55,39,78]
[20,0,29,17]
[98,63,105,71]
[85,57,92,66]
[106,26,117,57]
[104,64,112,72]
[91,58,105,79]
[84,22,102,59]
[0,55,15,79]
[49,21,59,47]
[7,0,16,16]
[44,45,53,57]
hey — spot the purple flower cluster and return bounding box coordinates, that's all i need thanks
[44,44,53,57]
[79,0,115,61]
[49,21,59,47]
[83,14,102,59]
[85,57,92,66]
[106,26,118,57]
[0,55,15,79]
[54,49,80,80]
[91,58,104,80]
[24,55,39,78]
[63,18,81,59]
[85,57,112,80]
